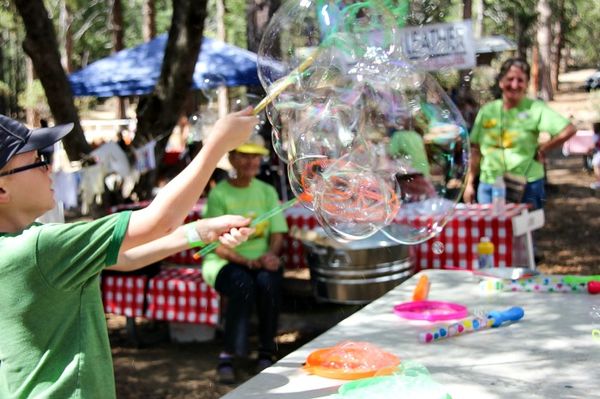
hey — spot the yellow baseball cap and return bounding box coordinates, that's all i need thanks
[234,134,269,156]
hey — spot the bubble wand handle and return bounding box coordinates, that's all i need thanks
[192,198,299,260]
[484,275,590,293]
[419,307,524,344]
[562,275,600,285]
[588,281,600,294]
[253,53,319,115]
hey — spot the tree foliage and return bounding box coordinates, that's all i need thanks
[405,0,456,25]
[483,0,600,67]
[43,0,173,70]
[563,0,600,67]
[483,0,537,59]
[13,0,91,159]
[3,0,600,165]
[0,0,26,116]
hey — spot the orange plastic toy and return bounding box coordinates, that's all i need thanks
[412,274,430,301]
[304,341,400,380]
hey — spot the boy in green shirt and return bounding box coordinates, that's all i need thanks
[0,109,257,398]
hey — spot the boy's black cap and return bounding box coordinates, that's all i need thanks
[0,114,73,170]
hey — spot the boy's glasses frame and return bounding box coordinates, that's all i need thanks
[0,153,50,177]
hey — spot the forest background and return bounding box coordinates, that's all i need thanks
[2,0,600,187]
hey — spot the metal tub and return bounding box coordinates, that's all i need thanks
[302,231,414,304]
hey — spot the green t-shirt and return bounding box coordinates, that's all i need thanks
[388,130,431,176]
[201,179,289,287]
[0,211,131,399]
[470,98,569,184]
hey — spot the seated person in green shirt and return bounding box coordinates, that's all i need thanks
[0,109,257,399]
[201,135,289,384]
[464,58,576,209]
[388,128,437,202]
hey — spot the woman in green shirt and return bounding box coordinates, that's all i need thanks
[464,58,576,209]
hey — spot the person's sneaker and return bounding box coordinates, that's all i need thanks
[216,361,236,384]
[590,181,600,190]
[255,356,274,373]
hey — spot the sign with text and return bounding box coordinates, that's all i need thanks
[400,20,476,71]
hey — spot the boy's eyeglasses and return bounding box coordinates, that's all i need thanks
[0,153,50,177]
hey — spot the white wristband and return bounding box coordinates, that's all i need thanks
[184,223,206,248]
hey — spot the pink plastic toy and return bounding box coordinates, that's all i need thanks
[393,300,468,321]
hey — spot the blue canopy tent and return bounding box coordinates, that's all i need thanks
[69,34,261,97]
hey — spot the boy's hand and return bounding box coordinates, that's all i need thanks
[195,216,254,248]
[205,106,259,152]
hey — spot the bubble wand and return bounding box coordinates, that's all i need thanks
[192,198,298,260]
[480,275,600,294]
[253,54,318,115]
[419,307,524,344]
[198,1,411,258]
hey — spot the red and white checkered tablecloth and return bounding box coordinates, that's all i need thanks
[101,202,529,324]
[108,200,528,272]
[145,267,220,326]
[411,203,528,271]
[280,203,529,271]
[281,207,320,270]
[101,274,147,317]
[109,201,206,265]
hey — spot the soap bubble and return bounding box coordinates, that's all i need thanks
[431,241,445,255]
[267,104,290,163]
[200,73,227,104]
[231,93,268,136]
[188,114,204,143]
[313,160,400,241]
[257,0,469,243]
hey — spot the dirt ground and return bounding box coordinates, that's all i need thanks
[107,77,600,398]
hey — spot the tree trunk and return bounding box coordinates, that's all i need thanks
[246,0,280,100]
[216,0,228,119]
[133,0,209,198]
[551,19,562,93]
[474,0,484,38]
[58,1,73,73]
[25,58,39,127]
[514,16,529,60]
[0,35,5,115]
[459,0,473,90]
[110,0,124,51]
[111,0,127,119]
[536,0,553,101]
[12,0,91,160]
[551,0,565,93]
[463,0,472,19]
[246,0,281,53]
[247,0,285,197]
[142,0,157,42]
[531,44,539,96]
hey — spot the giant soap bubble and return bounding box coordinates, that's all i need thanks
[257,0,469,244]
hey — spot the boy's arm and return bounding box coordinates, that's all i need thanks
[121,108,257,253]
[109,215,253,272]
